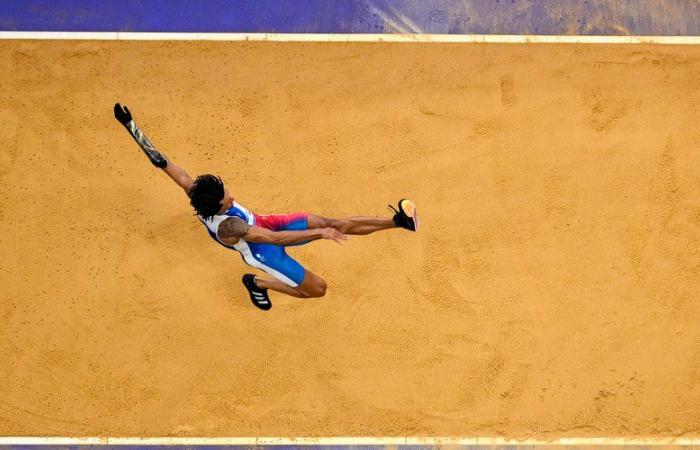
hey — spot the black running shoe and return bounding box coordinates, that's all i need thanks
[389,199,419,231]
[242,274,272,310]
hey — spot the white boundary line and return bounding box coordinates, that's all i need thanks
[2,31,700,44]
[1,436,699,445]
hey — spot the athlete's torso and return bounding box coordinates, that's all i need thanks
[197,201,309,287]
[199,201,254,251]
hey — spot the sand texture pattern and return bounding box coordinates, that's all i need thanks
[1,41,699,438]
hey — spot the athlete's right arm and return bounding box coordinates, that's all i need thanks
[162,160,194,193]
[218,217,347,246]
[113,103,194,193]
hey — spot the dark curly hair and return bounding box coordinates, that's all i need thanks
[188,174,225,220]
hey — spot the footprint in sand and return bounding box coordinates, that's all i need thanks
[500,74,516,108]
[588,87,628,132]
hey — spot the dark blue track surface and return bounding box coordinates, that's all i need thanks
[2,0,700,35]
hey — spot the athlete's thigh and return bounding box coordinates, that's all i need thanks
[296,268,326,294]
[269,212,312,246]
[246,242,306,287]
[257,212,310,231]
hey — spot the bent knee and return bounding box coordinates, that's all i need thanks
[304,279,327,298]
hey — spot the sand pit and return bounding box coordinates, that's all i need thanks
[0,40,699,438]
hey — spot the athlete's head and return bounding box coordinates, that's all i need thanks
[188,174,233,220]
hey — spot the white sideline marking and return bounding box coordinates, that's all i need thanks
[0,436,699,445]
[2,31,700,44]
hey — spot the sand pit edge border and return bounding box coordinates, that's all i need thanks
[1,31,700,44]
[2,28,699,448]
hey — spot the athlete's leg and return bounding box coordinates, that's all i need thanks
[307,214,395,235]
[254,276,306,297]
[255,270,327,298]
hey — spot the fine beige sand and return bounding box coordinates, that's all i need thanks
[1,40,699,438]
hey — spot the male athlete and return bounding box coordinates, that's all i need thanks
[114,103,418,310]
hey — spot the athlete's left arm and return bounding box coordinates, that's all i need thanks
[114,103,194,193]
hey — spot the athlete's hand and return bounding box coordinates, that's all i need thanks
[320,227,348,244]
[113,103,133,126]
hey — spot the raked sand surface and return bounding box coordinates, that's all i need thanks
[1,40,699,437]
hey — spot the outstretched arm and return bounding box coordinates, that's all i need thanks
[218,217,347,246]
[162,159,194,194]
[114,103,194,193]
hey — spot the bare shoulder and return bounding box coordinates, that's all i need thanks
[218,217,250,243]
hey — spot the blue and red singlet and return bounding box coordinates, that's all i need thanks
[199,202,309,286]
